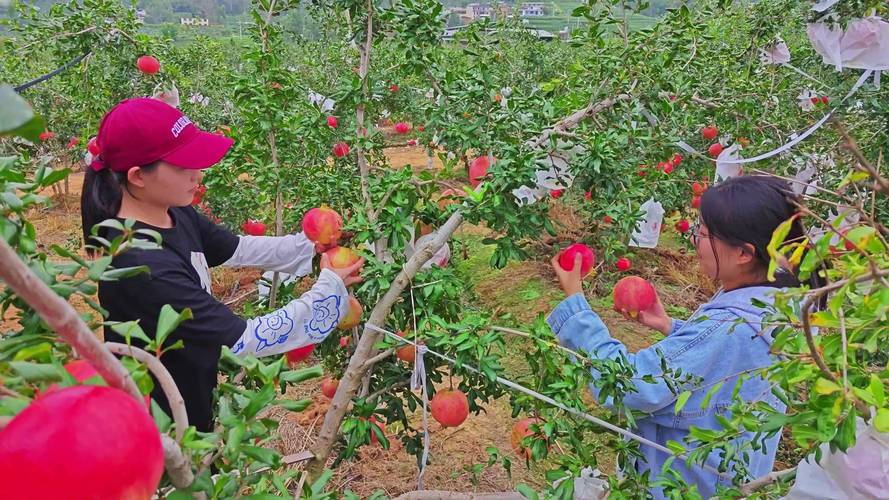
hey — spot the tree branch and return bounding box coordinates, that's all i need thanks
[737,467,796,496]
[527,92,632,150]
[308,211,465,475]
[105,342,189,442]
[0,240,141,400]
[367,379,410,403]
[835,121,889,194]
[361,348,394,370]
[162,435,197,491]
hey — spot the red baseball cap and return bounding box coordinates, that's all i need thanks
[90,97,233,173]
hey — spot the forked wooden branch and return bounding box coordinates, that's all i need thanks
[0,238,196,490]
[105,342,188,442]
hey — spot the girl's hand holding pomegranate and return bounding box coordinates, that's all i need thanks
[619,289,672,335]
[320,252,364,287]
[551,253,584,297]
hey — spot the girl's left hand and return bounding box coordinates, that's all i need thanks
[551,253,583,297]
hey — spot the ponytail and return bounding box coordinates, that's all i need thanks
[80,162,160,253]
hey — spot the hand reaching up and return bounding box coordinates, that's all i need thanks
[320,252,364,287]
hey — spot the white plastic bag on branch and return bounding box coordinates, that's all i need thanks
[760,37,791,65]
[714,144,744,182]
[551,467,608,499]
[790,153,832,196]
[307,90,335,112]
[783,419,889,499]
[629,198,664,249]
[511,140,586,206]
[152,82,180,108]
[807,18,889,71]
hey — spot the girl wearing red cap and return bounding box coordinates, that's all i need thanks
[80,98,363,431]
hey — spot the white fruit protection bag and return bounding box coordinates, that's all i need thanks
[783,418,889,500]
[628,198,664,249]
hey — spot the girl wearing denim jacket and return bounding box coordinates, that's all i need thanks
[548,176,806,498]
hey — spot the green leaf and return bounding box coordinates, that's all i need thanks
[310,469,334,495]
[87,256,113,281]
[875,408,889,433]
[155,305,193,346]
[151,399,172,433]
[10,361,61,382]
[277,398,312,412]
[241,445,281,466]
[516,484,539,500]
[814,378,841,395]
[869,375,885,407]
[665,439,686,454]
[279,365,323,384]
[700,381,724,410]
[766,214,799,281]
[225,423,246,458]
[674,390,692,414]
[243,383,277,420]
[109,321,152,345]
[0,85,44,141]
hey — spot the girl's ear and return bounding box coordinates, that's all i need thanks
[126,166,145,189]
[736,243,757,267]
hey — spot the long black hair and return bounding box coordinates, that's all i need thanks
[699,175,815,288]
[80,162,159,252]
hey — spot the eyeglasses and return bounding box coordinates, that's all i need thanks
[688,222,709,246]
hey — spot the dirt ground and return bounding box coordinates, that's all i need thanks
[7,146,731,497]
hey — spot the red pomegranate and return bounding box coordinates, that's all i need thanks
[136,55,161,75]
[326,115,338,129]
[321,377,339,399]
[708,143,724,157]
[324,246,360,275]
[701,125,718,140]
[337,295,362,331]
[613,276,657,318]
[242,219,266,236]
[285,343,315,365]
[394,122,410,134]
[469,155,494,188]
[332,142,350,158]
[0,385,163,500]
[430,389,469,428]
[396,344,417,363]
[302,205,343,246]
[557,243,596,277]
[511,417,545,459]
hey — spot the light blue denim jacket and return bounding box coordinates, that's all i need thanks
[546,286,786,499]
